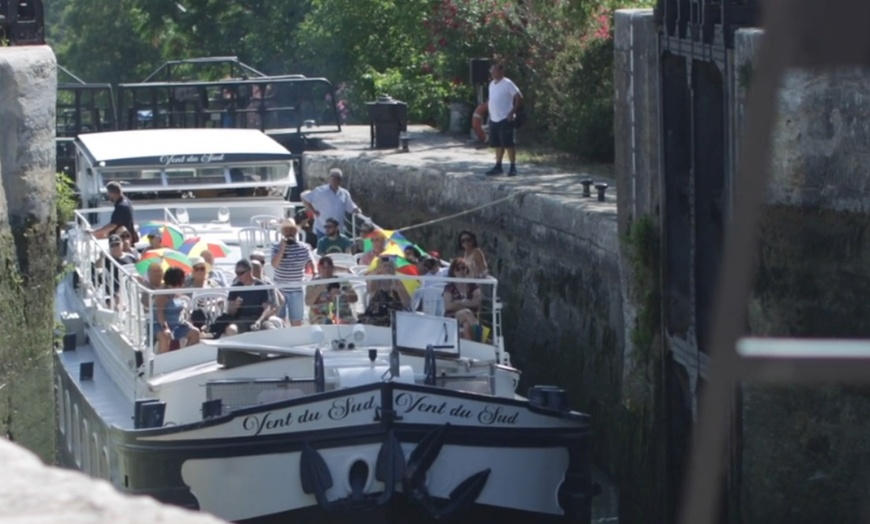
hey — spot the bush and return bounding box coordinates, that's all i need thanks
[56,172,77,227]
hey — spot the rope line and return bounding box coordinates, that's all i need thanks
[394,192,519,233]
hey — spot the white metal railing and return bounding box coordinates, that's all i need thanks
[67,207,504,380]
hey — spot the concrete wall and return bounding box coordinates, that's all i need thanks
[0,46,59,462]
[734,28,870,524]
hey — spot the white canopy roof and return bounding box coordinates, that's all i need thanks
[76,128,294,169]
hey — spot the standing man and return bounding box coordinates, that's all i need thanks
[270,219,315,326]
[301,168,363,240]
[484,62,523,177]
[91,181,139,242]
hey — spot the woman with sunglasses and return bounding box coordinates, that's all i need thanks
[443,258,484,341]
[112,226,140,260]
[359,255,411,326]
[456,230,489,278]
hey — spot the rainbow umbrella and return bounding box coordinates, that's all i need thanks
[178,236,231,258]
[135,248,193,276]
[362,229,425,256]
[137,222,185,249]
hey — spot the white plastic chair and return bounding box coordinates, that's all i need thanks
[238,227,270,259]
[412,287,446,317]
[250,214,282,229]
[191,289,229,326]
[349,265,370,276]
[180,225,198,238]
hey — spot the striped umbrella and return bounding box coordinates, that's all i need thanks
[135,248,193,276]
[178,237,231,258]
[367,246,421,296]
[362,229,425,256]
[137,222,185,249]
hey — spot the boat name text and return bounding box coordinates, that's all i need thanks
[158,153,225,166]
[240,395,378,436]
[394,393,519,425]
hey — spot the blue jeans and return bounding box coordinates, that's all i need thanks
[278,288,305,322]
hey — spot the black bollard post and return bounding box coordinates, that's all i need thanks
[595,183,609,202]
[581,179,593,197]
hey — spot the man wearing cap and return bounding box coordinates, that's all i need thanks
[271,219,315,326]
[316,217,353,255]
[94,234,138,307]
[301,168,362,240]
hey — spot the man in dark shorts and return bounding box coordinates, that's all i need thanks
[209,259,278,338]
[484,62,524,177]
[91,181,139,242]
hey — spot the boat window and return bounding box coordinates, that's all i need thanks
[98,164,290,193]
[91,433,100,477]
[57,376,65,435]
[82,420,90,474]
[64,392,71,448]
[72,404,81,466]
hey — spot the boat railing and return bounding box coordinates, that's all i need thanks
[66,213,504,379]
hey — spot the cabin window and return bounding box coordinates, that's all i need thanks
[72,404,81,466]
[90,433,100,477]
[101,446,110,481]
[81,420,90,474]
[56,377,65,435]
[64,392,72,450]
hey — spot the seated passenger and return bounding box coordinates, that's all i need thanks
[113,226,140,260]
[359,230,388,266]
[417,255,443,289]
[404,246,423,265]
[359,255,411,327]
[316,218,353,255]
[250,257,285,328]
[442,258,483,341]
[457,230,489,278]
[143,232,163,253]
[305,255,358,325]
[94,234,138,307]
[184,257,216,289]
[139,262,165,311]
[200,250,229,288]
[154,268,201,353]
[209,259,279,338]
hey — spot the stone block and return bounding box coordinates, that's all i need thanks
[0,438,228,523]
[0,46,57,229]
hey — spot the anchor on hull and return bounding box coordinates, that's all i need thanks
[299,423,490,519]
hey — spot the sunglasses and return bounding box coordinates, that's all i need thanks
[193,266,206,272]
[380,256,396,263]
[235,268,250,276]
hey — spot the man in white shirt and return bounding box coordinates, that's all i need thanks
[484,62,523,177]
[301,168,363,240]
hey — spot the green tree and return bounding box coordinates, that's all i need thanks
[54,0,159,83]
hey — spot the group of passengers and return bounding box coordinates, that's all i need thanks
[87,174,493,353]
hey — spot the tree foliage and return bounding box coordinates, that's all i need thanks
[45,0,653,162]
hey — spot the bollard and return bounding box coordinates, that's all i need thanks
[400,134,410,153]
[581,179,593,197]
[595,182,609,202]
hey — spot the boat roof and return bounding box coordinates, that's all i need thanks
[75,128,294,169]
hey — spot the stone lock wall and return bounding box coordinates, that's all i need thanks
[0,46,59,463]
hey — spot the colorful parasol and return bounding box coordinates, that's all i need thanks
[137,222,185,249]
[362,229,425,257]
[135,248,193,276]
[177,236,231,258]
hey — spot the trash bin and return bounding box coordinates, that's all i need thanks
[367,95,408,149]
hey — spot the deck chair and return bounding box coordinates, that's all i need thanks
[238,227,269,259]
[412,287,446,317]
[191,289,229,328]
[250,214,282,229]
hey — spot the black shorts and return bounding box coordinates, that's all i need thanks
[489,119,516,148]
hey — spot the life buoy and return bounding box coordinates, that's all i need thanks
[472,103,487,142]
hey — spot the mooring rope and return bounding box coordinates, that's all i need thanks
[393,192,519,233]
